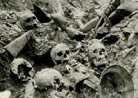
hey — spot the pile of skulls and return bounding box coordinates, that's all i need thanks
[1,0,138,98]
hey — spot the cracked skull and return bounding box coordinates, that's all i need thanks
[35,68,64,90]
[88,39,108,67]
[50,43,71,64]
[11,58,34,81]
[18,10,38,31]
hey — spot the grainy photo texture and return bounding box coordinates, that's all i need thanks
[0,0,138,98]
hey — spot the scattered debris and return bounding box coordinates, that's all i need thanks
[0,0,138,98]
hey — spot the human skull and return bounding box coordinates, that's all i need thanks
[88,39,108,67]
[35,68,64,90]
[35,0,63,14]
[50,43,71,65]
[18,10,38,31]
[11,58,34,81]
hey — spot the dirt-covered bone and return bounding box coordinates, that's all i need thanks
[88,39,108,67]
[63,0,100,33]
[65,27,86,41]
[50,43,71,65]
[34,0,65,25]
[34,0,86,41]
[11,58,34,81]
[17,10,38,31]
[35,68,63,90]
[50,12,69,29]
[79,16,100,33]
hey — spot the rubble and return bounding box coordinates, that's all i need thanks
[0,0,138,98]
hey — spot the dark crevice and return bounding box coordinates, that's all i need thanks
[102,35,119,45]
[33,4,51,23]
[109,9,131,26]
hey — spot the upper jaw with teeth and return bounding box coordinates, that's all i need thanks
[94,57,108,67]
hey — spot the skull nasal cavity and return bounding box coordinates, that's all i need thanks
[26,18,31,23]
[65,50,70,54]
[64,54,67,58]
[99,51,103,55]
[57,51,63,56]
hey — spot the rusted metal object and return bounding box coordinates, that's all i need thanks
[100,65,134,98]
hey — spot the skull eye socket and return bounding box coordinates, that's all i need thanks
[65,50,70,54]
[26,18,31,23]
[32,16,36,20]
[45,2,49,6]
[101,48,105,52]
[93,49,98,53]
[53,76,60,84]
[57,51,63,56]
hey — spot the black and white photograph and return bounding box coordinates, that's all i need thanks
[0,0,138,98]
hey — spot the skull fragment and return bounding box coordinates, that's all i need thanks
[18,10,38,31]
[50,43,71,64]
[11,58,34,81]
[34,68,63,90]
[88,39,108,67]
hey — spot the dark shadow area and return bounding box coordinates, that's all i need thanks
[109,9,131,26]
[102,35,119,45]
[33,4,51,23]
